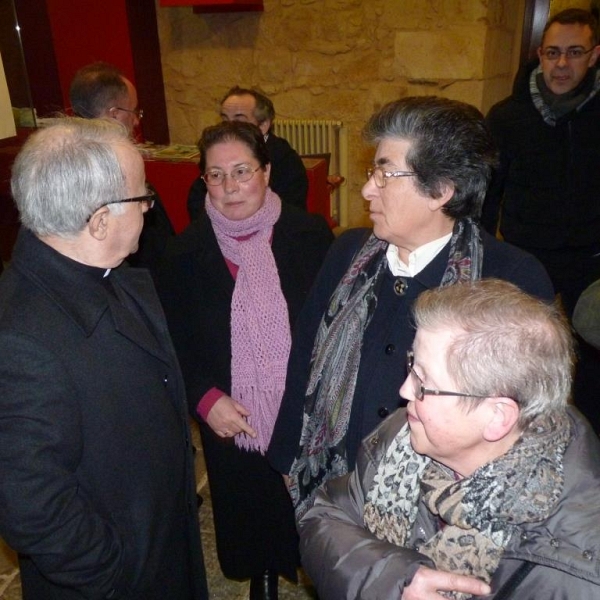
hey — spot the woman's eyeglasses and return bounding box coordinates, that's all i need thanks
[202,166,261,186]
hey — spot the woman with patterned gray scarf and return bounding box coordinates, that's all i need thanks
[299,280,600,600]
[267,97,555,519]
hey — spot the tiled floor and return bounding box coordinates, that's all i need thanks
[0,422,317,599]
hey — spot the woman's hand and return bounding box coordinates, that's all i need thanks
[402,566,491,600]
[206,394,257,439]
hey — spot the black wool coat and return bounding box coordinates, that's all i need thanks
[157,205,333,579]
[0,229,207,600]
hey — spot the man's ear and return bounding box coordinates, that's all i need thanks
[87,207,110,241]
[427,181,455,213]
[482,398,520,442]
[589,44,600,68]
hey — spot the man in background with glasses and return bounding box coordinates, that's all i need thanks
[0,118,208,599]
[70,62,174,275]
[482,8,600,433]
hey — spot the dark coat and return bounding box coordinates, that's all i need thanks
[0,229,207,600]
[299,407,600,599]
[156,205,333,580]
[482,62,600,249]
[187,133,309,220]
[268,227,555,475]
[127,185,175,277]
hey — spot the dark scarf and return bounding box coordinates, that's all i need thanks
[289,218,483,518]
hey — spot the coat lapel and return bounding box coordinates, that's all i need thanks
[110,268,171,365]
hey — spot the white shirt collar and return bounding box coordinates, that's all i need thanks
[386,233,452,277]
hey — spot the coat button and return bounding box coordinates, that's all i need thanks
[378,407,390,418]
[583,550,593,561]
[385,344,395,355]
[550,538,559,548]
[163,374,168,386]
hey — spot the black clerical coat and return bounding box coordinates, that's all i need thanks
[0,229,207,600]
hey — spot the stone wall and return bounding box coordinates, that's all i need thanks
[156,0,525,227]
[551,0,591,16]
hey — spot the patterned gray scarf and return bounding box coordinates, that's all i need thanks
[289,218,483,519]
[363,412,572,599]
[530,64,600,126]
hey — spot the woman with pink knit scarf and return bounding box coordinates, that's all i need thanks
[157,121,333,600]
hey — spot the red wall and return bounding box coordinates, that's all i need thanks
[45,0,137,109]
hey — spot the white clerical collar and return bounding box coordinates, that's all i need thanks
[386,233,452,277]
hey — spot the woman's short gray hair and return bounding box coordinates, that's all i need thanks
[11,117,131,238]
[363,96,497,220]
[413,279,573,429]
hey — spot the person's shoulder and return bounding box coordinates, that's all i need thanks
[481,230,536,265]
[480,230,554,301]
[514,408,600,581]
[162,217,213,261]
[268,132,293,150]
[487,64,535,122]
[277,204,332,235]
[268,132,302,160]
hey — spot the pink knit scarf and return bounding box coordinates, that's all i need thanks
[206,189,291,453]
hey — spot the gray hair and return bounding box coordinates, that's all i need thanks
[11,118,131,237]
[363,96,497,220]
[413,279,573,429]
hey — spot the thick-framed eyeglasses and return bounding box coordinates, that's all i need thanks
[202,165,261,186]
[406,351,487,401]
[540,46,595,61]
[366,166,417,188]
[86,190,156,222]
[109,106,144,119]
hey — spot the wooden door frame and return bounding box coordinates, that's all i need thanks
[520,0,550,64]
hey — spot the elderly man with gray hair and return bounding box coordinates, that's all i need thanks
[0,118,208,600]
[299,279,600,599]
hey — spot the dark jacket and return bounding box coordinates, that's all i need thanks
[0,229,207,600]
[157,205,333,579]
[127,185,174,277]
[299,407,600,599]
[187,132,309,220]
[482,62,600,249]
[268,227,555,474]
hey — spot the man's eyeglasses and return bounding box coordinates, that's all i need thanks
[540,46,595,61]
[202,165,261,186]
[406,351,487,402]
[109,106,144,119]
[86,190,155,222]
[366,166,416,189]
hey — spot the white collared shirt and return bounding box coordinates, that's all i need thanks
[386,233,452,277]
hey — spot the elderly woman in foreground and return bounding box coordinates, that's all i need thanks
[299,279,600,600]
[299,280,600,600]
